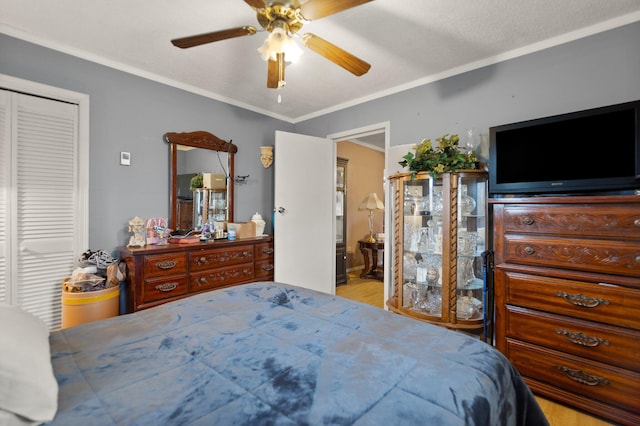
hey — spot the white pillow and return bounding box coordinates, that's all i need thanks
[0,303,58,424]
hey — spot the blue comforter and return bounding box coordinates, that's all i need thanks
[48,282,547,425]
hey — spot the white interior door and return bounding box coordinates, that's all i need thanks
[274,130,335,294]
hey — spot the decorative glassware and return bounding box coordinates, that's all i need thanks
[432,187,443,216]
[458,231,477,256]
[403,282,425,310]
[464,128,480,156]
[457,295,478,320]
[459,184,476,216]
[457,257,477,287]
[416,261,427,283]
[417,227,430,253]
[403,253,417,281]
[427,289,442,315]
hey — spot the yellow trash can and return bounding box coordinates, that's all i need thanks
[61,279,120,329]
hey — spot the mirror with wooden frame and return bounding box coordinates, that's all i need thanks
[164,131,237,232]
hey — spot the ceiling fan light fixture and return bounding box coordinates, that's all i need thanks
[257,27,304,63]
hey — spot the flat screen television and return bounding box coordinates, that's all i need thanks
[489,100,640,196]
[177,173,197,200]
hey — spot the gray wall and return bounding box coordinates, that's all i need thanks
[2,21,639,254]
[1,34,292,254]
[295,22,640,164]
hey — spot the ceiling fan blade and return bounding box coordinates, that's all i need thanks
[302,33,371,76]
[267,53,285,89]
[244,0,267,9]
[171,26,257,49]
[299,0,373,20]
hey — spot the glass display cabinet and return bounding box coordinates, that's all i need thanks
[386,170,490,339]
[192,187,227,230]
[336,158,348,285]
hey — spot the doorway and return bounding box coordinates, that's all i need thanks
[328,122,389,307]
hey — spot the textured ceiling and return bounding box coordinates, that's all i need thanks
[2,0,639,123]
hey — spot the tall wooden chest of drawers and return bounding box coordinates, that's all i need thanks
[120,236,274,312]
[491,195,640,425]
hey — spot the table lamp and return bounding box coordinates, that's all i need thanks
[359,192,384,243]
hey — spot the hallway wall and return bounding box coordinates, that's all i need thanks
[337,141,385,269]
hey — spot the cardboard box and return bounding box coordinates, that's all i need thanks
[227,221,256,239]
[203,173,227,190]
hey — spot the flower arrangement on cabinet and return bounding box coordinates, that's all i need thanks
[399,133,478,178]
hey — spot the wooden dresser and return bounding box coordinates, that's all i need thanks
[491,195,640,426]
[120,236,274,312]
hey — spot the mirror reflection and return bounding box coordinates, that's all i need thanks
[165,131,237,233]
[176,146,229,230]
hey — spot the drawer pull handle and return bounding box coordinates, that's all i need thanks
[555,329,610,347]
[262,264,274,271]
[555,366,610,387]
[198,277,209,284]
[262,248,274,255]
[156,261,177,270]
[523,216,534,225]
[198,257,208,264]
[155,282,178,292]
[555,291,610,308]
[523,246,535,255]
[634,218,640,227]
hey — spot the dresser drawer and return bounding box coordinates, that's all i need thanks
[190,263,254,291]
[500,271,640,329]
[505,306,640,371]
[189,245,254,271]
[502,205,640,239]
[143,253,188,278]
[507,339,640,415]
[503,234,640,277]
[143,275,188,303]
[255,259,274,279]
[255,242,274,261]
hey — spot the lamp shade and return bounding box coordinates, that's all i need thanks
[257,27,303,62]
[359,193,384,211]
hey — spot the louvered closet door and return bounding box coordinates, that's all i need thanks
[0,91,9,303]
[0,89,79,329]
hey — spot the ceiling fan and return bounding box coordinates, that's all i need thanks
[171,0,373,89]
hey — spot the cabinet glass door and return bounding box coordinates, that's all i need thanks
[336,190,344,244]
[401,176,443,315]
[336,158,348,285]
[389,171,488,335]
[209,190,227,222]
[455,174,486,322]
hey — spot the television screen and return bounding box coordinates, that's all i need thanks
[177,173,197,200]
[489,100,640,195]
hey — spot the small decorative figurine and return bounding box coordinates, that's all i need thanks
[127,216,146,247]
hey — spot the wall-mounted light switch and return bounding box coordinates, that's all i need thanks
[120,152,131,166]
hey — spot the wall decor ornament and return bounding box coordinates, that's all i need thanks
[260,146,273,168]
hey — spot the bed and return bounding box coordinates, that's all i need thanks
[2,282,548,425]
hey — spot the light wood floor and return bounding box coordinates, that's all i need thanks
[336,269,613,426]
